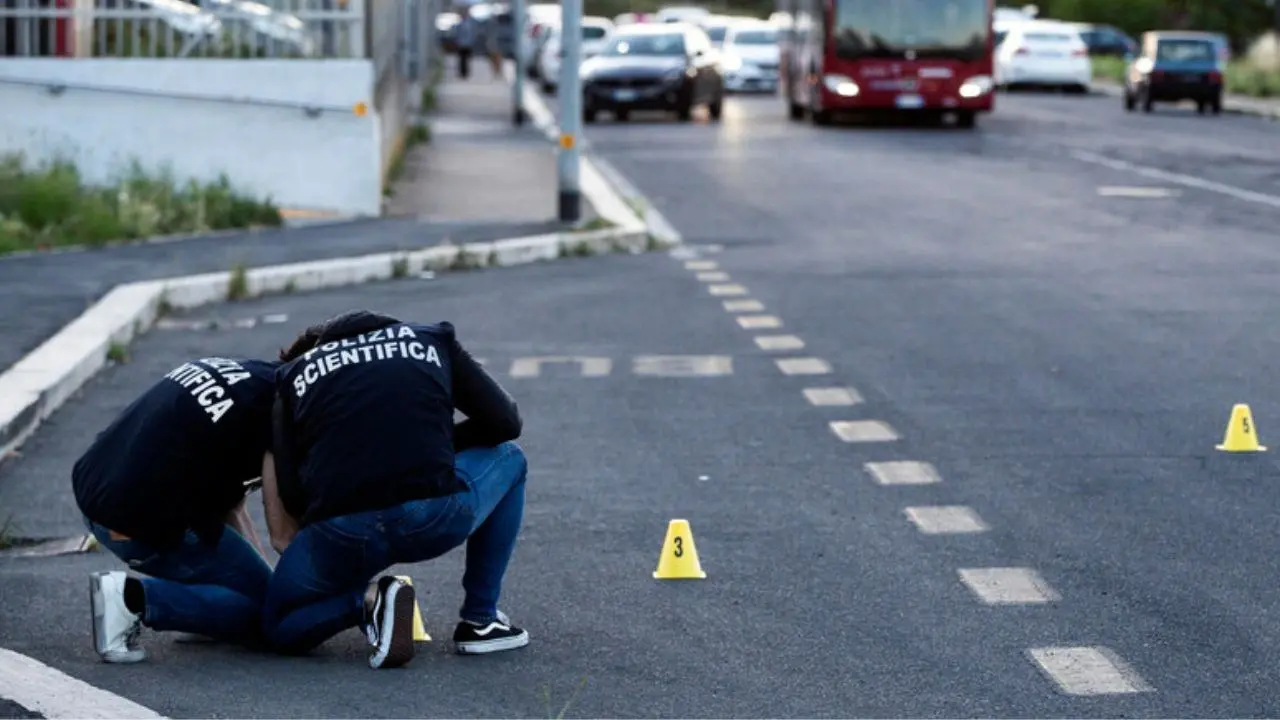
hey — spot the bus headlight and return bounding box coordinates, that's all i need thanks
[822,74,859,96]
[959,75,993,98]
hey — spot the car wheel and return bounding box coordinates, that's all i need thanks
[1211,96,1222,114]
[1142,90,1154,113]
[1196,101,1206,114]
[584,109,597,123]
[676,104,693,122]
[1124,91,1135,111]
[708,94,723,121]
[615,109,630,122]
[788,101,804,121]
[955,110,976,129]
[810,107,831,126]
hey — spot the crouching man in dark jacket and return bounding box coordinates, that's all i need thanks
[260,310,529,669]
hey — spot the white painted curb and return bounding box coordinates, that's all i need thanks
[0,127,679,464]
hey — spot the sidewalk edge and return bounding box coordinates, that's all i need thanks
[1089,79,1280,120]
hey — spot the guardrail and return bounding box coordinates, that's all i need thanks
[0,0,362,59]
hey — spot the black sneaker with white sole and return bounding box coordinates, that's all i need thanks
[364,576,416,669]
[453,610,529,654]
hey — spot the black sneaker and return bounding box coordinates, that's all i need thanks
[364,576,416,669]
[453,610,529,654]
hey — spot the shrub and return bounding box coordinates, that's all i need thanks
[0,153,281,257]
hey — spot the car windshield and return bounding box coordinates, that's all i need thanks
[1023,32,1075,43]
[600,32,686,56]
[732,29,778,44]
[584,25,608,39]
[705,25,728,42]
[834,0,991,61]
[1157,38,1215,62]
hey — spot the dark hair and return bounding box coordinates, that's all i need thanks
[278,309,403,363]
[279,322,325,363]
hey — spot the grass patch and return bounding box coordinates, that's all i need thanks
[227,263,250,301]
[106,341,129,364]
[383,124,432,197]
[579,217,616,231]
[1092,56,1280,98]
[0,153,281,258]
[0,515,15,550]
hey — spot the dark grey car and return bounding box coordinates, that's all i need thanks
[579,23,725,123]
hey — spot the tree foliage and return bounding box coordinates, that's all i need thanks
[1035,0,1278,52]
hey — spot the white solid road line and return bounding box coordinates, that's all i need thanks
[776,358,832,375]
[696,271,730,282]
[684,260,717,271]
[737,315,782,329]
[1073,149,1280,210]
[903,505,990,534]
[865,460,940,485]
[708,284,749,296]
[1028,646,1155,696]
[723,299,765,313]
[829,420,900,443]
[0,648,166,719]
[958,567,1061,604]
[754,335,805,351]
[803,387,863,406]
[1096,186,1180,198]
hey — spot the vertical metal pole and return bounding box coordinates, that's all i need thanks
[556,0,582,222]
[512,0,526,124]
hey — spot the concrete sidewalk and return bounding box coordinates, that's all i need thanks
[385,56,596,223]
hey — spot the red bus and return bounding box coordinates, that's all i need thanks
[777,0,996,127]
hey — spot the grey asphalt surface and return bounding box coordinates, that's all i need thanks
[3,88,1280,717]
[0,216,580,378]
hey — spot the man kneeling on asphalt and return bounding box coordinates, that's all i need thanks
[72,355,280,663]
[260,309,529,669]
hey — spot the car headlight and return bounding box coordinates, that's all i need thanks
[664,67,687,82]
[822,74,859,96]
[958,74,993,98]
[721,54,742,71]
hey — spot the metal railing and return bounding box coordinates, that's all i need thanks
[0,0,365,59]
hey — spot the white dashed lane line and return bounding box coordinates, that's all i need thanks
[753,335,805,351]
[736,315,782,329]
[903,505,990,534]
[776,357,832,375]
[958,567,1061,605]
[684,260,718,271]
[696,271,731,282]
[1028,647,1155,696]
[864,460,940,485]
[723,299,765,313]
[802,386,862,406]
[829,420,900,443]
[708,284,749,296]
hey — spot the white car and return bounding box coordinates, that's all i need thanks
[521,3,562,77]
[538,17,615,93]
[720,22,780,94]
[995,21,1092,93]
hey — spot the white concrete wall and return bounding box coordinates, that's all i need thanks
[0,59,383,217]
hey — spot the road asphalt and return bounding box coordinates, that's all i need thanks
[3,88,1280,717]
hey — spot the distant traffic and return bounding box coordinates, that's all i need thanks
[431,1,1235,127]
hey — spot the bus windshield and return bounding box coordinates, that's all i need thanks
[834,0,990,60]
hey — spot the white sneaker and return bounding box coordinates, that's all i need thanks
[90,571,146,663]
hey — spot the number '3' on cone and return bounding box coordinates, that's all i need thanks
[1217,403,1267,452]
[393,575,432,641]
[653,519,706,579]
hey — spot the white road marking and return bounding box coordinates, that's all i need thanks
[903,505,989,534]
[509,356,612,378]
[1027,646,1155,696]
[776,358,832,375]
[829,420,900,442]
[684,260,718,271]
[262,313,289,324]
[723,299,765,312]
[803,387,863,406]
[0,647,167,718]
[1096,186,1180,198]
[709,284,749,296]
[696,271,731,282]
[958,567,1061,604]
[865,460,940,485]
[633,355,734,376]
[754,335,805,351]
[737,315,782,329]
[1073,149,1280,210]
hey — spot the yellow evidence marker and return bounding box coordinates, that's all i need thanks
[394,575,432,641]
[653,519,707,579]
[1217,403,1267,453]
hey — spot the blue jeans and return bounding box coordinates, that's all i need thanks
[261,441,528,653]
[85,519,273,647]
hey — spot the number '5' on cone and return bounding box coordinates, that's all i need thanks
[393,575,432,641]
[1217,403,1267,452]
[653,519,706,579]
